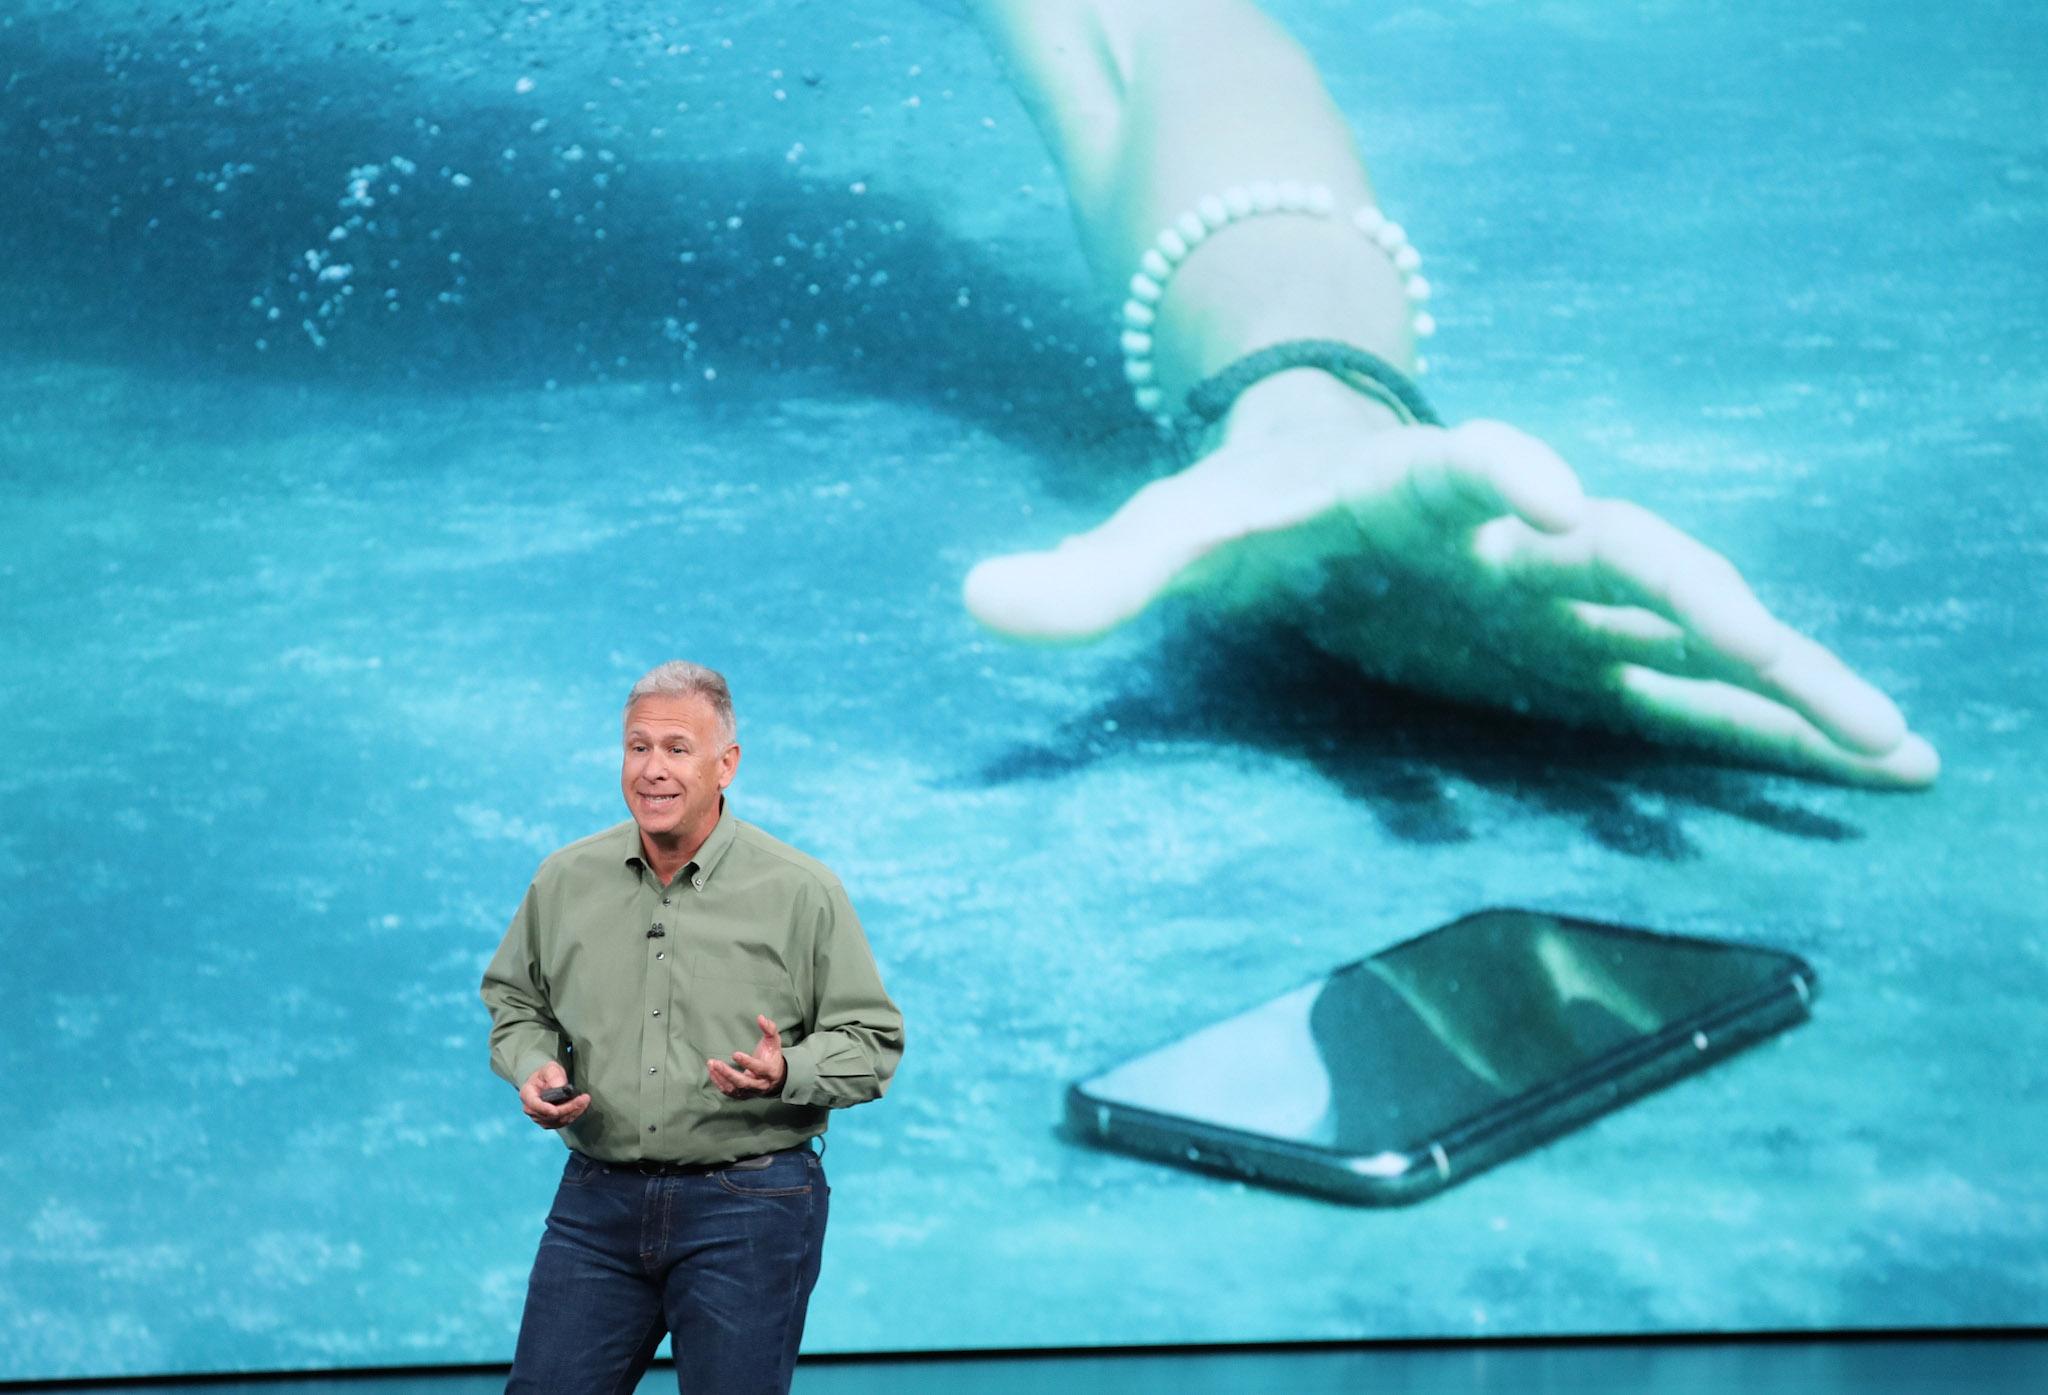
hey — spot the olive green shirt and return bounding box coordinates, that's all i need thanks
[481,806,903,1164]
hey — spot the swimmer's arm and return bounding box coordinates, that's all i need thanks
[961,0,1937,786]
[965,0,1410,393]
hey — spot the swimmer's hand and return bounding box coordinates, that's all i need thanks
[963,370,1937,788]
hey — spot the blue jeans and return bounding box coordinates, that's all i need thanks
[506,1147,829,1395]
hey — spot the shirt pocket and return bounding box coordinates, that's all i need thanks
[684,953,808,1061]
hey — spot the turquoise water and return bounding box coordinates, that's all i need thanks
[2,0,2045,1382]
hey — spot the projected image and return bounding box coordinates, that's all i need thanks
[3,0,2043,1382]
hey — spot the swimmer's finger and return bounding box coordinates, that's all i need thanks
[1558,601,1889,723]
[1487,500,1907,755]
[1608,664,1939,789]
[1483,500,1775,655]
[1558,602,1703,676]
[963,455,1293,640]
[1351,420,1586,536]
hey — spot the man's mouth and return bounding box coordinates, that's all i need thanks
[642,793,680,809]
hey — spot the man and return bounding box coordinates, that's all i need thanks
[482,660,904,1395]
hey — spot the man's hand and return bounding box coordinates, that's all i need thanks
[519,1061,590,1130]
[708,1014,788,1098]
[963,375,1938,788]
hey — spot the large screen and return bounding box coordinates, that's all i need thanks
[4,0,2045,1382]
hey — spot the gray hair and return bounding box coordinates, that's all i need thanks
[623,660,737,747]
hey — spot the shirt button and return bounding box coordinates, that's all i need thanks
[651,1010,661,1017]
[655,952,665,961]
[662,897,671,905]
[647,1125,656,1133]
[648,1067,658,1075]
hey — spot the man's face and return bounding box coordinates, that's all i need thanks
[621,694,739,849]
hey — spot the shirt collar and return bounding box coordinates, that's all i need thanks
[619,800,739,888]
[687,801,739,885]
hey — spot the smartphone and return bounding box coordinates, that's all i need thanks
[1066,908,1818,1205]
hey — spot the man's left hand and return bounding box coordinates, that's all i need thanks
[708,1014,787,1098]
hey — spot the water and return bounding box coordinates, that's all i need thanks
[2,0,2045,1382]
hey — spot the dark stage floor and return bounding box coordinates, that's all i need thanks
[14,1334,2045,1394]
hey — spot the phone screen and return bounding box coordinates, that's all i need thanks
[1076,909,1813,1164]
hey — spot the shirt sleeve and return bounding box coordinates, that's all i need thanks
[779,879,905,1109]
[480,881,565,1089]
